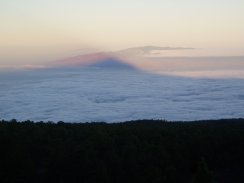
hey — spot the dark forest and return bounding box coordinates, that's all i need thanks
[0,119,244,183]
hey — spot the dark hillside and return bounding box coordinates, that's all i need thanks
[0,119,244,183]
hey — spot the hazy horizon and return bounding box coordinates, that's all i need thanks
[1,0,244,68]
[1,47,244,79]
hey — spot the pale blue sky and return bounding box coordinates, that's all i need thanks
[0,0,244,65]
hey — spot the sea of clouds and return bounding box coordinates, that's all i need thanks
[0,68,244,122]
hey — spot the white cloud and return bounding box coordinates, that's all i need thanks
[0,68,244,122]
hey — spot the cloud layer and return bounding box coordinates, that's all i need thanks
[0,68,244,122]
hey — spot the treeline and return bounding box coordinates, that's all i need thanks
[0,119,244,183]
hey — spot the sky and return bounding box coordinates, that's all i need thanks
[0,0,244,66]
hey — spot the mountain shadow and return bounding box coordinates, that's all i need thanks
[53,52,137,70]
[85,58,136,70]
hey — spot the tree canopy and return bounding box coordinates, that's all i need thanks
[0,119,244,183]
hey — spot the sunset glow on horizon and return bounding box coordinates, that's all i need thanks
[0,0,244,67]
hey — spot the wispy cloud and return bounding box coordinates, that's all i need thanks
[115,46,194,57]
